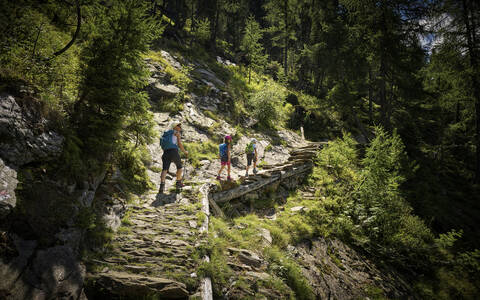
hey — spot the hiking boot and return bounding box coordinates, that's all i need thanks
[216,175,221,180]
[245,171,249,177]
[253,168,257,175]
[159,182,165,194]
[175,180,184,188]
[227,176,232,181]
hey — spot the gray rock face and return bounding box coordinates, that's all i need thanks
[161,50,182,70]
[0,235,37,297]
[0,158,17,218]
[0,93,64,166]
[0,237,86,300]
[194,68,225,88]
[27,246,86,299]
[295,238,412,299]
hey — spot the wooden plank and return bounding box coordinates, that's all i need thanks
[209,198,225,218]
[211,162,314,203]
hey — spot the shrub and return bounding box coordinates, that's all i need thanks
[248,80,287,128]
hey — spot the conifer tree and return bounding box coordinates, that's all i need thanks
[74,1,155,171]
[240,16,267,83]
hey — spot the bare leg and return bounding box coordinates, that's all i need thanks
[227,164,231,178]
[218,165,225,176]
[176,168,183,181]
[161,170,167,183]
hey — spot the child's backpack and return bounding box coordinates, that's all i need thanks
[219,143,228,158]
[245,142,254,154]
[160,130,178,150]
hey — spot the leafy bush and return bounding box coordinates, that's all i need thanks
[248,80,287,128]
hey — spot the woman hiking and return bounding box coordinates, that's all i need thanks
[159,122,188,194]
[217,135,233,181]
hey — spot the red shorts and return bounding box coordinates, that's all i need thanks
[221,156,230,166]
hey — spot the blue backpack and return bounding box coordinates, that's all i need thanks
[160,130,178,150]
[219,143,228,158]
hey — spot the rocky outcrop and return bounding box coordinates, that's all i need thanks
[0,158,17,218]
[0,235,86,300]
[0,93,63,166]
[0,93,64,218]
[293,238,412,299]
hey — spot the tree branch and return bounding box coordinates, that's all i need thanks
[52,0,81,57]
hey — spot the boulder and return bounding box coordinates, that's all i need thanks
[258,228,272,244]
[148,82,181,99]
[228,247,263,268]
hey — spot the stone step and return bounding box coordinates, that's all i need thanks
[87,271,189,299]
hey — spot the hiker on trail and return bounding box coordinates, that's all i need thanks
[217,135,233,181]
[245,138,258,177]
[159,123,188,193]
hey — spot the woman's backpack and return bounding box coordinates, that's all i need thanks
[219,143,228,158]
[245,142,254,154]
[160,130,178,150]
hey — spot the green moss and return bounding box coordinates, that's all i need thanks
[196,211,206,224]
[364,285,388,300]
[204,110,220,121]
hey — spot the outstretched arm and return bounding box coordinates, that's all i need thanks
[176,132,188,156]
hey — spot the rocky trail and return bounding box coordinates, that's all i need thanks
[84,95,325,298]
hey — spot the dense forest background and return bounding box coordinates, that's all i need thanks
[1,0,480,298]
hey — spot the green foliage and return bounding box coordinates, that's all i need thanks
[240,16,268,83]
[312,129,434,267]
[192,18,211,45]
[75,0,156,172]
[184,141,218,168]
[115,143,154,194]
[0,1,80,118]
[248,80,287,128]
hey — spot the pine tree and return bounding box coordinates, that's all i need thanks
[74,1,156,171]
[240,16,267,83]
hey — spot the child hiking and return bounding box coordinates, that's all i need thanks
[159,122,188,194]
[217,135,233,181]
[245,138,258,177]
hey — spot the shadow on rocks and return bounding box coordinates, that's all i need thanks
[151,193,177,207]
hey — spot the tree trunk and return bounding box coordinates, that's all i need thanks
[32,22,44,57]
[284,0,288,75]
[462,0,480,183]
[210,0,219,51]
[368,68,373,124]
